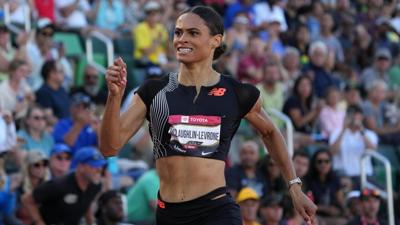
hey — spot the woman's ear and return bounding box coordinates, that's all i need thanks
[212,34,223,48]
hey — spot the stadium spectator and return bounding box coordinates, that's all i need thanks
[54,0,90,29]
[259,155,286,196]
[363,80,400,145]
[315,13,344,63]
[70,65,108,106]
[259,193,285,225]
[35,59,70,119]
[17,104,54,156]
[26,18,73,91]
[290,24,311,66]
[22,147,106,225]
[225,12,251,76]
[352,24,374,71]
[305,149,346,225]
[254,0,288,32]
[292,151,310,180]
[31,0,56,22]
[48,143,71,178]
[319,86,345,137]
[224,0,255,29]
[236,187,261,225]
[226,140,265,198]
[16,150,50,225]
[361,48,392,90]
[53,93,98,154]
[0,59,34,118]
[281,47,302,89]
[257,61,285,128]
[96,190,131,225]
[344,190,362,221]
[282,75,321,149]
[0,153,22,225]
[91,0,125,39]
[346,188,386,225]
[306,2,324,40]
[303,41,338,98]
[132,1,169,73]
[0,110,17,154]
[0,24,29,82]
[342,84,362,109]
[237,36,267,84]
[329,105,377,183]
[127,169,159,225]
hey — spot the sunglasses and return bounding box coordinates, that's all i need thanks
[33,162,47,168]
[316,159,331,165]
[56,155,71,161]
[32,115,45,121]
[40,30,53,37]
[85,74,98,80]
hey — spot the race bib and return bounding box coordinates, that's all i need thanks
[168,115,221,156]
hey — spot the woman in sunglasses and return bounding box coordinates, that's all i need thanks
[305,149,346,225]
[16,150,50,224]
[17,104,54,156]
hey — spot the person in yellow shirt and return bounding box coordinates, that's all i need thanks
[132,1,169,69]
[237,187,262,225]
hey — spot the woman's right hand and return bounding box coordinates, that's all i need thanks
[106,57,127,97]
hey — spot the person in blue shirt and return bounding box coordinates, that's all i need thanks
[224,0,255,29]
[17,104,54,156]
[35,60,71,119]
[53,93,98,155]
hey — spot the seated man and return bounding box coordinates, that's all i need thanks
[53,93,98,154]
[22,147,106,225]
[48,143,72,178]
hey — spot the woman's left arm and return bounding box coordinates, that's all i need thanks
[245,97,317,223]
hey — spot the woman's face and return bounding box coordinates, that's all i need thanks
[315,152,331,176]
[173,13,222,64]
[12,64,30,81]
[27,108,46,131]
[297,78,312,99]
[29,160,47,179]
[296,27,309,44]
[326,89,340,106]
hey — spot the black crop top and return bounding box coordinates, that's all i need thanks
[135,73,260,161]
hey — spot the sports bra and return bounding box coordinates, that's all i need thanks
[135,73,260,161]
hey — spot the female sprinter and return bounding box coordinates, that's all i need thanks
[100,6,316,225]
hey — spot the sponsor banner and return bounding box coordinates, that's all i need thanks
[168,115,221,126]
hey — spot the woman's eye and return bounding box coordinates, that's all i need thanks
[190,31,199,36]
[174,30,181,36]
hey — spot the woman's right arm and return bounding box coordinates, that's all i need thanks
[99,58,147,157]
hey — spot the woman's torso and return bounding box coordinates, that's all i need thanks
[136,73,259,202]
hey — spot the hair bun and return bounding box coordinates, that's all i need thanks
[213,42,227,60]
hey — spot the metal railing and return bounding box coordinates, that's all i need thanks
[266,108,294,157]
[85,31,114,74]
[3,3,31,33]
[361,151,394,225]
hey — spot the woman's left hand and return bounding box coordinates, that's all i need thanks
[289,184,317,225]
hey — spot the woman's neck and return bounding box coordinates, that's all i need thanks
[319,174,327,182]
[30,176,42,188]
[178,62,219,89]
[28,128,42,140]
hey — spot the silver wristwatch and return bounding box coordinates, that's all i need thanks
[288,177,302,188]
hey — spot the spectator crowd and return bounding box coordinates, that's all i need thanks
[0,0,399,225]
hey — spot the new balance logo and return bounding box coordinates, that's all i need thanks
[208,88,226,96]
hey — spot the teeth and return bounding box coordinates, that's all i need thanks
[178,48,192,53]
